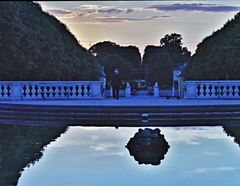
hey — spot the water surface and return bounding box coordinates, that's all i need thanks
[1,125,240,186]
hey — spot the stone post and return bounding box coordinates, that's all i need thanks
[125,82,131,97]
[110,86,113,97]
[154,82,159,97]
[90,81,102,98]
[11,81,22,100]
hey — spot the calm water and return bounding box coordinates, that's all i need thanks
[1,125,240,186]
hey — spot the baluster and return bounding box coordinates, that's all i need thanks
[232,86,236,97]
[208,85,212,97]
[199,84,204,97]
[22,85,26,98]
[49,86,53,98]
[197,84,201,97]
[52,86,56,97]
[1,85,5,98]
[57,86,62,98]
[69,86,73,97]
[226,86,230,97]
[214,86,218,97]
[87,84,91,96]
[228,86,233,97]
[6,85,11,97]
[71,85,77,98]
[219,86,224,97]
[64,86,68,98]
[223,86,227,97]
[45,86,50,98]
[75,85,79,97]
[29,85,33,98]
[3,85,7,98]
[40,86,45,98]
[34,85,39,98]
[204,84,209,97]
[25,85,31,98]
[81,85,85,97]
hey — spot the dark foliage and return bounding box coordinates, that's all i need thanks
[142,33,191,87]
[0,2,100,80]
[89,41,141,68]
[101,54,132,81]
[184,12,240,80]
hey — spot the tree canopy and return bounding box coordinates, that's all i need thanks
[142,33,191,87]
[89,41,141,68]
[101,54,132,81]
[0,2,100,80]
[184,12,240,80]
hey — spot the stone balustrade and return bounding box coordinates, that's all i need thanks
[184,80,240,99]
[0,81,103,100]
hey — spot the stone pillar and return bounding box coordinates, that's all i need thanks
[110,86,113,97]
[184,81,196,99]
[154,82,159,97]
[125,82,131,97]
[11,81,22,100]
[90,81,102,98]
[172,81,175,97]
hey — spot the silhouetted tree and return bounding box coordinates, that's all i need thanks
[0,2,100,80]
[142,33,191,87]
[184,12,240,80]
[89,41,141,80]
[101,54,132,86]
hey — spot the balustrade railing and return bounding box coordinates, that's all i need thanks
[0,81,103,100]
[184,81,240,99]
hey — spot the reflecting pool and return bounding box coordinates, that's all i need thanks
[1,125,240,186]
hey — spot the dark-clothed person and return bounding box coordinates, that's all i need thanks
[111,69,122,99]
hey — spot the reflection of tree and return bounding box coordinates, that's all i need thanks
[126,128,170,166]
[0,124,67,186]
[223,126,240,146]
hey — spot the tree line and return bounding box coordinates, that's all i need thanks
[1,2,240,87]
[184,12,240,80]
[0,2,100,81]
[89,34,191,88]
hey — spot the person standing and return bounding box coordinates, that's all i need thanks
[111,68,122,99]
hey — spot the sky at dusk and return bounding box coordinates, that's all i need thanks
[38,1,240,55]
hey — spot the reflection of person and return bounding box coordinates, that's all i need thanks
[111,68,122,99]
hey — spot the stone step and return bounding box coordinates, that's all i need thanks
[0,110,239,119]
[1,104,240,114]
[1,103,240,126]
[0,115,239,127]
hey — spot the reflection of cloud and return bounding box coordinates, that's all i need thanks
[90,143,119,151]
[92,151,126,157]
[193,166,238,174]
[148,3,240,12]
[161,127,226,145]
[90,143,126,157]
[203,151,220,156]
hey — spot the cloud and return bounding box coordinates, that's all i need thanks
[46,9,73,15]
[192,166,239,174]
[95,15,170,23]
[77,4,134,15]
[148,3,240,12]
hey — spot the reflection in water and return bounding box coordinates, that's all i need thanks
[223,126,240,146]
[0,124,67,186]
[126,128,170,166]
